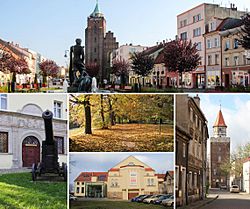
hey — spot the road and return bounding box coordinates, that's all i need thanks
[202,189,250,209]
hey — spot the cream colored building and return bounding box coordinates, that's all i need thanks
[177,3,246,88]
[74,156,170,200]
[0,94,67,169]
[111,44,148,85]
[221,25,250,87]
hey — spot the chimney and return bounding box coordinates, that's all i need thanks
[193,94,200,107]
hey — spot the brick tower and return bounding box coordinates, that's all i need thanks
[210,108,230,188]
[85,1,118,83]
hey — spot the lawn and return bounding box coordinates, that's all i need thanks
[70,200,169,209]
[0,172,67,209]
[69,124,174,152]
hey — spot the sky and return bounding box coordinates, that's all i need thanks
[1,0,249,66]
[192,94,250,154]
[69,153,174,185]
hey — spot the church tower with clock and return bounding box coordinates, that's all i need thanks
[210,108,230,188]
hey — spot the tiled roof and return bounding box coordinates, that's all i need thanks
[154,51,165,64]
[213,110,227,127]
[145,168,155,171]
[155,174,165,179]
[109,168,120,172]
[75,172,108,182]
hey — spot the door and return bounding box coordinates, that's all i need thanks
[128,192,139,200]
[22,136,40,167]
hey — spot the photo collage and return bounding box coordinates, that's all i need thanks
[0,1,250,209]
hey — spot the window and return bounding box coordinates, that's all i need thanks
[225,57,229,67]
[234,56,239,66]
[208,55,212,65]
[76,187,80,193]
[0,94,7,110]
[225,40,230,50]
[190,108,193,122]
[180,19,188,28]
[54,101,62,118]
[218,156,221,163]
[54,136,64,154]
[180,32,188,40]
[234,39,239,49]
[210,22,216,31]
[194,173,197,188]
[207,39,211,49]
[218,147,221,152]
[193,28,201,37]
[195,115,198,127]
[175,166,179,190]
[81,187,84,193]
[193,14,201,23]
[0,132,8,153]
[215,54,219,65]
[214,38,219,47]
[213,169,217,175]
[196,42,202,51]
[189,172,192,188]
[183,143,186,158]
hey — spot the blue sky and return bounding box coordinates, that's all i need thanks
[69,153,174,185]
[190,94,250,152]
[1,0,248,65]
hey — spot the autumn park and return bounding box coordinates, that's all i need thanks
[69,94,174,152]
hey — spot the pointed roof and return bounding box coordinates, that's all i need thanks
[90,0,104,18]
[213,110,227,128]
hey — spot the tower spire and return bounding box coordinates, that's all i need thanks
[90,0,103,17]
[213,109,227,128]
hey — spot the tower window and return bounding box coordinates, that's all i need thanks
[218,156,221,163]
[94,48,97,53]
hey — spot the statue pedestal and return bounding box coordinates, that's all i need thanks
[67,86,78,93]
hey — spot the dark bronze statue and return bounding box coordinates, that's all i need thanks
[69,38,92,92]
[32,110,67,181]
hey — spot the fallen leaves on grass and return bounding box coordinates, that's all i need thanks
[70,124,174,152]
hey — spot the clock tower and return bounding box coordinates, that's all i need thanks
[210,108,230,188]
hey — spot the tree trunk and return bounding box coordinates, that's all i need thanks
[108,96,115,126]
[84,95,92,134]
[100,95,108,129]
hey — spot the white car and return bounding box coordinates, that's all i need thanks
[143,195,162,204]
[230,185,240,193]
[162,195,174,207]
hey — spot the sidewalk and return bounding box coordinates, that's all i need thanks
[0,168,31,174]
[178,194,219,209]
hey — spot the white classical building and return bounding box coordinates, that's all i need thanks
[243,158,250,194]
[0,94,67,169]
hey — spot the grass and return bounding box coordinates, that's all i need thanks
[70,124,174,152]
[0,172,67,209]
[70,200,169,209]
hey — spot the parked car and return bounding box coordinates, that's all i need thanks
[162,195,174,207]
[220,184,227,190]
[153,194,173,204]
[131,195,147,202]
[69,194,77,201]
[230,185,240,193]
[143,195,162,204]
[137,195,153,203]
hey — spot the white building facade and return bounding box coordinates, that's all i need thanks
[243,158,250,194]
[0,94,67,169]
